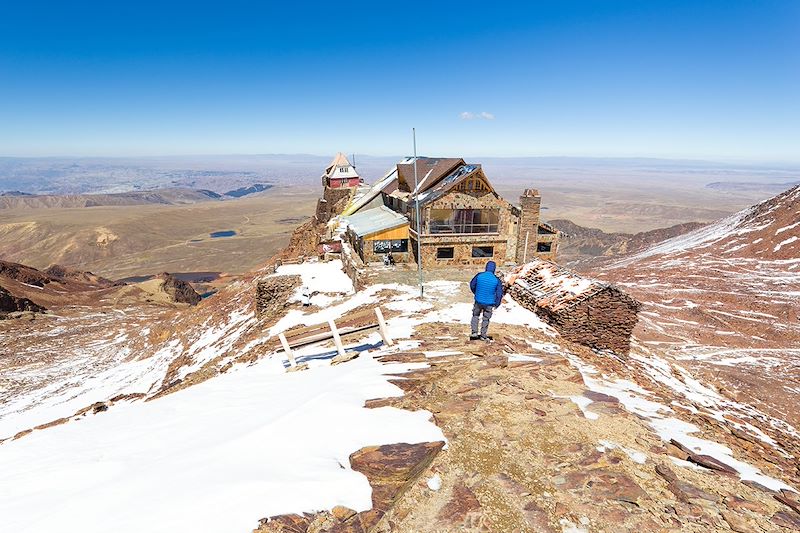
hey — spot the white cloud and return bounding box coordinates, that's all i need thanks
[460,111,494,120]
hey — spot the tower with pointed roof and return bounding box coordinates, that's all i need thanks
[322,152,361,189]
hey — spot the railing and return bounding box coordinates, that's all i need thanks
[428,222,499,234]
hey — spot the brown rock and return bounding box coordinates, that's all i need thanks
[563,469,646,504]
[667,481,718,504]
[776,493,800,516]
[655,463,679,483]
[437,482,481,525]
[665,443,689,461]
[772,511,800,530]
[255,513,312,532]
[724,495,768,514]
[331,352,359,365]
[583,390,619,403]
[484,354,508,368]
[330,506,357,522]
[687,454,738,475]
[721,511,755,533]
[363,398,395,409]
[349,441,445,511]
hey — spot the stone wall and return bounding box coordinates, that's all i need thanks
[255,275,302,318]
[508,284,640,355]
[315,186,353,223]
[341,244,369,291]
[516,189,541,263]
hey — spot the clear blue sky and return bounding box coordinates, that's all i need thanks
[1,0,798,160]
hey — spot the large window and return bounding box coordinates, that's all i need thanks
[436,247,454,259]
[472,246,494,258]
[428,209,499,234]
[373,239,408,253]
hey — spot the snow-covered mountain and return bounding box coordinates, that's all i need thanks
[1,187,799,532]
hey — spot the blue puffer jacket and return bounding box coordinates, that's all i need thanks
[470,261,503,306]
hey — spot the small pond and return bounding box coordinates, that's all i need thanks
[210,230,237,238]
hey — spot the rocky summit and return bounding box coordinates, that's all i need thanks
[0,186,798,533]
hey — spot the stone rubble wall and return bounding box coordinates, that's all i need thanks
[255,275,302,318]
[315,186,353,224]
[508,284,640,355]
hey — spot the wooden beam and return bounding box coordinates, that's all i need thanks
[328,319,347,357]
[374,307,393,346]
[278,332,296,367]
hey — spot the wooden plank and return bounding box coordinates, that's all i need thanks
[278,332,296,367]
[328,319,347,357]
[288,323,380,349]
[375,307,393,346]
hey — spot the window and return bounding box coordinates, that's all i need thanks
[436,247,454,259]
[472,246,494,258]
[339,166,348,173]
[537,242,552,252]
[373,239,408,253]
[428,209,499,234]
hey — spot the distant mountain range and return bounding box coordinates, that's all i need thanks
[0,184,273,209]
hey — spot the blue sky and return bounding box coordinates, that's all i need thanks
[1,1,798,160]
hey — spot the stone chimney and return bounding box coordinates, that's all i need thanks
[516,188,541,263]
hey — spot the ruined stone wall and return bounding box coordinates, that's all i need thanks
[509,285,640,355]
[341,244,368,291]
[255,275,302,318]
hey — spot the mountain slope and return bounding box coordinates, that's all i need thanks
[599,185,800,430]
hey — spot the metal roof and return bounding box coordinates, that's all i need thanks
[344,205,409,238]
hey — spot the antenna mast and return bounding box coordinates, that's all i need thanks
[412,128,424,297]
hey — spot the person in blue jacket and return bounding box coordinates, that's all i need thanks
[469,260,504,340]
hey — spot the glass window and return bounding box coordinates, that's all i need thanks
[373,239,408,253]
[429,209,499,234]
[472,246,494,258]
[436,247,454,259]
[537,242,552,252]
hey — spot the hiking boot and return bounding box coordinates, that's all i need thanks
[469,334,480,341]
[480,335,493,341]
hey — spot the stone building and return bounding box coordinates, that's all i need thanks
[342,157,560,267]
[505,259,641,355]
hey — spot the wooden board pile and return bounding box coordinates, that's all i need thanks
[505,259,641,355]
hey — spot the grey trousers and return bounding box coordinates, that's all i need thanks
[471,302,494,336]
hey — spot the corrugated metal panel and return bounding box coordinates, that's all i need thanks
[345,205,409,238]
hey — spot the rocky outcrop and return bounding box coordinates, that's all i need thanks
[157,273,201,305]
[0,285,46,316]
[0,260,51,287]
[254,442,444,533]
[44,264,118,286]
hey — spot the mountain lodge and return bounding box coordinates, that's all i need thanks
[333,156,560,267]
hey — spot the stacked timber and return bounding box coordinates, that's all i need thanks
[505,259,641,355]
[255,274,302,318]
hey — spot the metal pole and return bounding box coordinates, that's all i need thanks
[412,128,424,297]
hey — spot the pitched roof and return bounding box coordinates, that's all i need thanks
[344,205,409,238]
[396,157,463,193]
[323,152,359,180]
[416,164,483,206]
